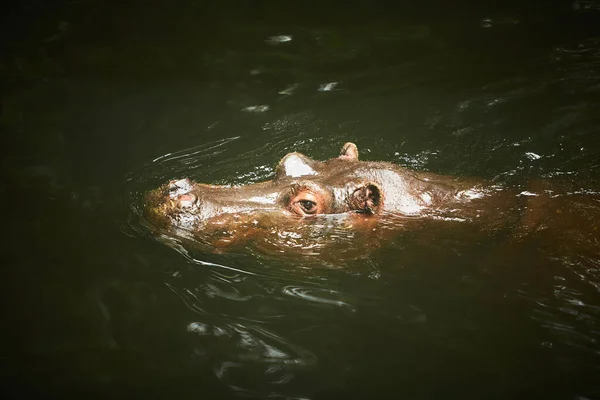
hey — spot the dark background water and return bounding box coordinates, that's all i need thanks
[2,0,600,399]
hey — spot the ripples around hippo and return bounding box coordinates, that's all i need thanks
[125,136,600,398]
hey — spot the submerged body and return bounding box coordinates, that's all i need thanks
[144,142,599,257]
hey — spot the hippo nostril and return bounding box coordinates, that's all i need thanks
[176,194,197,209]
[168,178,193,198]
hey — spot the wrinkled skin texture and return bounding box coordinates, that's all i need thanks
[144,143,599,258]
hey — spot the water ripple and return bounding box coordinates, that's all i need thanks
[281,286,357,313]
[186,320,321,398]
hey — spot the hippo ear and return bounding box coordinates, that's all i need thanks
[339,142,359,161]
[275,152,318,179]
[350,183,382,214]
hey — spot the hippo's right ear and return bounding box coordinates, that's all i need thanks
[275,152,318,180]
[339,142,359,161]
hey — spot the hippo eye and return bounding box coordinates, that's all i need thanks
[288,188,324,216]
[298,199,317,213]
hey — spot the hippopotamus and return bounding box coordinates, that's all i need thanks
[143,142,599,258]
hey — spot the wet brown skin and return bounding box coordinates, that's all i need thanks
[144,142,600,255]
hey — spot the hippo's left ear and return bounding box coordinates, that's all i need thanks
[350,183,382,214]
[275,152,318,179]
[339,142,359,161]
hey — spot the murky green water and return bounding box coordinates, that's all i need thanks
[2,1,600,398]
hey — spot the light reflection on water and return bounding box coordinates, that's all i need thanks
[8,3,597,396]
[125,110,600,397]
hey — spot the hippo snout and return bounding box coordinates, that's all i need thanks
[174,193,197,209]
[164,178,199,210]
[168,178,193,198]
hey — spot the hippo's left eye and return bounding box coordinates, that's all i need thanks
[288,189,324,216]
[286,184,332,216]
[298,200,317,213]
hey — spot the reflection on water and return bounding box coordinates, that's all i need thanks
[125,131,600,397]
[3,0,600,398]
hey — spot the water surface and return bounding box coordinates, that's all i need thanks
[2,1,600,398]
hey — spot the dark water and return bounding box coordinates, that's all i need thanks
[2,1,600,398]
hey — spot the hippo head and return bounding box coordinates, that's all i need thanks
[144,142,465,252]
[146,143,383,221]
